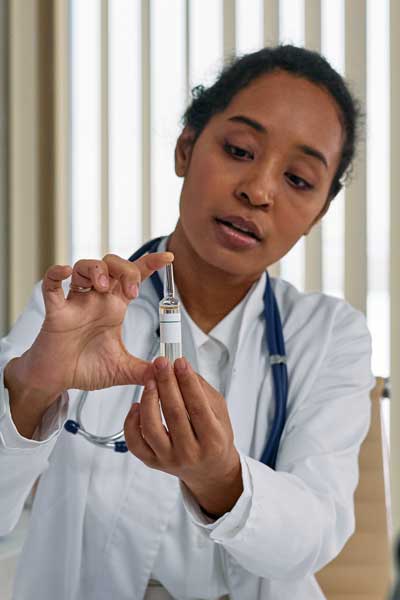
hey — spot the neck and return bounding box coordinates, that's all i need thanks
[166,224,260,334]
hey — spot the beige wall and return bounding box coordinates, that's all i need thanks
[0,0,9,337]
[8,0,61,326]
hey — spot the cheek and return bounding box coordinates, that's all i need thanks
[276,188,327,227]
[190,151,226,191]
[180,153,226,216]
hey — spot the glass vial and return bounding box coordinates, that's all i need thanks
[159,263,182,363]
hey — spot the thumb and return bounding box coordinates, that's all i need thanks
[123,355,153,386]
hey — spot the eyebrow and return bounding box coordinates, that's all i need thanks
[227,114,329,170]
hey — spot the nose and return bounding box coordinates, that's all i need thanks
[234,165,278,209]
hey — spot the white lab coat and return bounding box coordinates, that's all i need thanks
[0,242,375,600]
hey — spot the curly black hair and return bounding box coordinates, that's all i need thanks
[181,44,363,203]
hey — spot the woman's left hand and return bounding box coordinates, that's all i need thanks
[124,356,243,516]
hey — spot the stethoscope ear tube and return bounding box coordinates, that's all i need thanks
[63,418,129,451]
[259,272,288,470]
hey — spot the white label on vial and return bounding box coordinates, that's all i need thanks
[160,321,181,344]
[159,312,181,322]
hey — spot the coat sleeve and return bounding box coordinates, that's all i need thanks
[180,301,375,581]
[0,281,69,536]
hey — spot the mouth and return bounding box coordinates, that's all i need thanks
[214,217,262,241]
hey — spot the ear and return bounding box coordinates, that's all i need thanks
[303,198,331,236]
[174,126,197,177]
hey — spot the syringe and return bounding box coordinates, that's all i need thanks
[159,262,182,363]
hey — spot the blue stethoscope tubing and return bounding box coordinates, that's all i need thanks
[65,236,288,470]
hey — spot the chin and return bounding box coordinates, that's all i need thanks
[199,244,264,278]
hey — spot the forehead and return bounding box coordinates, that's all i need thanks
[212,70,344,167]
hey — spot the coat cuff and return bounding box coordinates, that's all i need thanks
[179,451,253,542]
[0,368,69,450]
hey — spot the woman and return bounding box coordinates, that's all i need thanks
[0,45,374,600]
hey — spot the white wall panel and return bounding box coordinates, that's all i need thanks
[151,0,186,238]
[71,0,101,261]
[366,0,390,378]
[188,0,223,91]
[236,0,264,55]
[109,0,142,257]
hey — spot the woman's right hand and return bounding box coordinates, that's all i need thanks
[8,251,173,402]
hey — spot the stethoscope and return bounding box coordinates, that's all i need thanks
[64,236,288,470]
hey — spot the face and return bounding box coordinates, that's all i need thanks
[174,70,344,280]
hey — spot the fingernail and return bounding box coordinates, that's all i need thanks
[99,275,108,288]
[146,379,156,391]
[174,357,187,373]
[155,357,169,370]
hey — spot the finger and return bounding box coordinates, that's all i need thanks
[196,373,227,419]
[139,375,171,456]
[103,252,174,300]
[70,259,112,294]
[196,372,213,392]
[42,265,73,309]
[102,254,142,298]
[104,252,175,282]
[153,357,194,448]
[173,358,217,440]
[124,403,158,466]
[134,251,174,281]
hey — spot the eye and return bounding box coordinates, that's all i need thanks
[285,173,313,191]
[223,143,254,160]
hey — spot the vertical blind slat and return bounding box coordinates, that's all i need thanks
[141,0,151,241]
[344,0,367,314]
[38,0,56,275]
[101,0,109,256]
[305,0,321,51]
[263,0,280,279]
[185,0,190,105]
[264,0,279,46]
[9,0,40,324]
[390,0,400,541]
[54,0,71,266]
[304,0,323,292]
[223,0,236,61]
[0,0,9,334]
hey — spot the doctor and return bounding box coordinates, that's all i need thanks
[0,45,374,600]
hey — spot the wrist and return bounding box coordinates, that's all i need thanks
[183,452,243,517]
[4,357,63,440]
[4,356,62,409]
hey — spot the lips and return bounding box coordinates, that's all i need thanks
[215,215,262,241]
